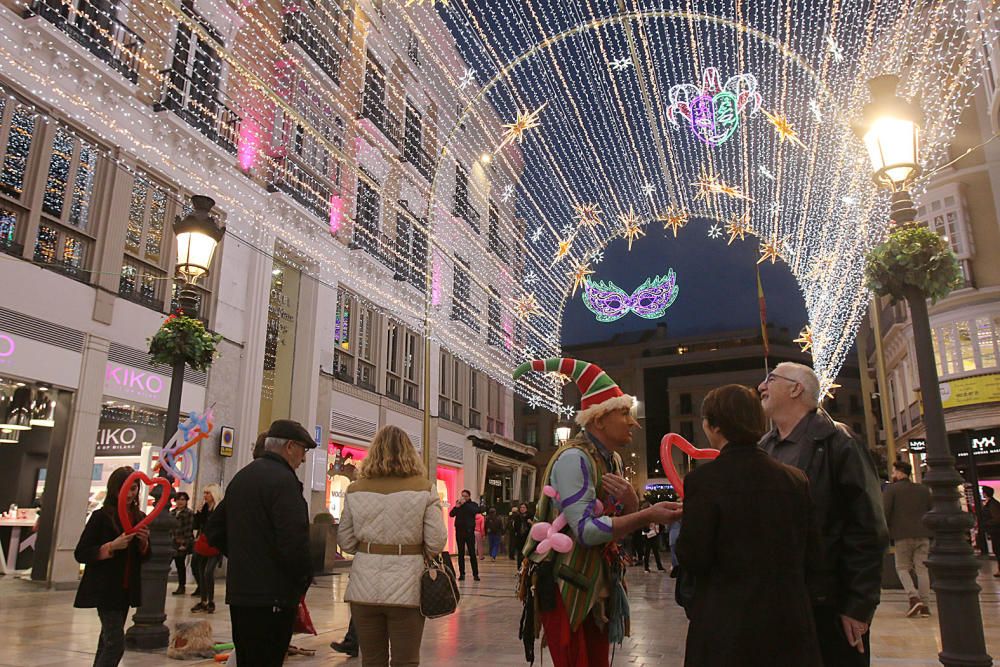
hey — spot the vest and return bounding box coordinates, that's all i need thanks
[524,435,623,632]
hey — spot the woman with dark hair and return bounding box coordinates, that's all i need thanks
[675,384,822,667]
[74,466,151,667]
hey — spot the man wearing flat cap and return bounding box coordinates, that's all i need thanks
[205,419,316,666]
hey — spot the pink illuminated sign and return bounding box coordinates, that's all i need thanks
[329,194,345,235]
[104,363,165,401]
[0,333,14,361]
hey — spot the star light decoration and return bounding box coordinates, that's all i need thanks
[794,325,814,353]
[559,404,577,420]
[512,293,542,320]
[523,269,539,286]
[692,170,753,202]
[500,184,515,202]
[531,227,544,243]
[618,206,646,251]
[758,166,775,181]
[707,224,723,240]
[826,35,845,62]
[641,182,655,197]
[553,238,573,263]
[762,109,807,148]
[757,234,787,265]
[569,261,595,296]
[725,214,752,245]
[458,67,476,90]
[658,207,689,238]
[573,202,603,228]
[498,102,547,150]
[609,57,632,71]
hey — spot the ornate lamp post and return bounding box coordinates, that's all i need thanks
[125,195,224,650]
[858,75,992,667]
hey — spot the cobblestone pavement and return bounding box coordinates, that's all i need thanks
[1,557,997,666]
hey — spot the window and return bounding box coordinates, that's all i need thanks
[679,393,693,415]
[679,420,695,444]
[453,163,479,231]
[0,204,18,255]
[356,303,376,390]
[361,53,398,145]
[0,99,36,199]
[525,428,538,446]
[403,102,431,181]
[487,288,502,347]
[403,329,420,407]
[451,357,464,425]
[406,27,420,66]
[931,314,1000,380]
[333,288,355,381]
[451,257,479,331]
[487,201,508,261]
[918,183,974,286]
[354,175,385,263]
[438,350,452,421]
[282,3,343,84]
[487,379,504,436]
[385,322,400,400]
[119,172,172,310]
[469,368,481,429]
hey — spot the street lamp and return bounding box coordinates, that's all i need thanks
[125,195,224,650]
[555,425,572,446]
[857,75,992,667]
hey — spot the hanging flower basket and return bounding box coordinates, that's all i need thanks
[864,222,962,304]
[148,311,222,372]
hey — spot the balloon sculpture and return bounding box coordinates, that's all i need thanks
[158,408,215,484]
[529,485,574,554]
[659,433,721,499]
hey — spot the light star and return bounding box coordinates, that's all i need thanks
[618,206,646,251]
[523,269,538,286]
[762,110,807,148]
[531,227,544,243]
[693,170,753,202]
[725,213,752,245]
[826,35,844,62]
[560,223,575,237]
[641,182,655,197]
[759,166,776,181]
[458,67,476,90]
[498,102,547,150]
[512,293,542,320]
[573,202,603,228]
[553,238,573,263]
[794,325,814,353]
[592,250,605,264]
[610,57,632,71]
[559,404,577,419]
[528,395,541,409]
[809,99,823,122]
[770,201,784,216]
[569,262,595,296]
[841,195,857,207]
[822,379,842,400]
[707,224,723,240]
[757,234,787,265]
[658,207,689,238]
[806,253,836,281]
[501,184,515,203]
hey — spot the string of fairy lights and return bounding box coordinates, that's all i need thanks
[0,0,997,413]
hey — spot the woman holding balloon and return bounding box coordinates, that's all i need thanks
[73,466,151,667]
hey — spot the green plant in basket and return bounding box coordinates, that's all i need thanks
[148,311,222,372]
[864,221,962,304]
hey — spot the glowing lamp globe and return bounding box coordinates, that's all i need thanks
[174,195,225,283]
[856,75,921,190]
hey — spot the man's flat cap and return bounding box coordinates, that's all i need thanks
[265,419,317,449]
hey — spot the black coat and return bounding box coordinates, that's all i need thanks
[760,410,889,622]
[449,500,479,534]
[73,507,149,610]
[676,444,822,667]
[204,452,311,608]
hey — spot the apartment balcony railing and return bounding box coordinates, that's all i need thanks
[402,138,434,182]
[350,227,395,271]
[267,150,331,222]
[0,238,24,259]
[281,10,341,85]
[360,92,402,149]
[156,70,241,155]
[118,285,165,312]
[29,0,144,84]
[453,194,480,232]
[34,253,90,284]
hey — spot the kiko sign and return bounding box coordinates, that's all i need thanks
[104,363,166,404]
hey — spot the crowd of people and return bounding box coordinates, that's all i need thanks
[70,357,1000,667]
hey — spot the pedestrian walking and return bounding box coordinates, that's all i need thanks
[759,362,888,666]
[981,486,1000,577]
[506,508,518,560]
[475,509,486,560]
[643,522,665,572]
[512,502,533,561]
[449,489,480,580]
[170,491,194,595]
[883,460,933,617]
[485,507,503,560]
[204,420,314,667]
[192,483,223,614]
[337,425,447,667]
[73,466,151,667]
[330,619,358,658]
[677,384,822,667]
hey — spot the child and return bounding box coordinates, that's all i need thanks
[74,466,151,666]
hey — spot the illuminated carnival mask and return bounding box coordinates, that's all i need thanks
[666,68,763,146]
[581,270,679,323]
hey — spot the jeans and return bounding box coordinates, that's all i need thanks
[191,553,203,591]
[200,555,220,603]
[894,537,931,602]
[230,604,296,667]
[456,530,478,577]
[351,602,426,667]
[488,533,501,559]
[173,553,188,588]
[94,607,127,667]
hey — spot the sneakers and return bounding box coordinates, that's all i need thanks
[906,597,927,618]
[205,602,215,614]
[918,604,931,618]
[191,602,207,613]
[331,641,359,658]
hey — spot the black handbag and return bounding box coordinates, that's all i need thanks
[420,551,460,619]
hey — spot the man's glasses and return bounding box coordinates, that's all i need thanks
[763,372,799,386]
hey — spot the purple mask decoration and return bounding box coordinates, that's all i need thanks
[667,68,762,146]
[582,270,679,322]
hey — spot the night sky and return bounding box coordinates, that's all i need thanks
[560,217,808,346]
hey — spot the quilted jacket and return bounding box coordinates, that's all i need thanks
[338,474,447,608]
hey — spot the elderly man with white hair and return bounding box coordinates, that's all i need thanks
[758,362,888,667]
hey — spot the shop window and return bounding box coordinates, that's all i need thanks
[957,321,977,372]
[977,317,998,369]
[0,100,36,199]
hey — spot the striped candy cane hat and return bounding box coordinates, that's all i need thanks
[513,357,635,426]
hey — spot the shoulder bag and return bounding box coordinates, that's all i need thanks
[420,551,460,619]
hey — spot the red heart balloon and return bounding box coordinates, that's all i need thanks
[118,471,172,534]
[659,433,721,499]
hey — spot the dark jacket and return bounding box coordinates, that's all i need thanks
[73,507,149,610]
[485,515,503,535]
[204,452,311,608]
[676,444,822,667]
[883,478,932,540]
[760,409,889,623]
[194,503,214,532]
[449,499,480,534]
[983,497,1000,533]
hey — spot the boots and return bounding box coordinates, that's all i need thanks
[171,586,186,596]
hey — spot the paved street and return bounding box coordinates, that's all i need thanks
[1,557,998,666]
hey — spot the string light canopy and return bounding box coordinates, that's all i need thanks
[1,0,994,412]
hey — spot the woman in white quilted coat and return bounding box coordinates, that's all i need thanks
[338,425,447,666]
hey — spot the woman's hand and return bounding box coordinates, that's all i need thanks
[135,526,150,552]
[108,532,134,552]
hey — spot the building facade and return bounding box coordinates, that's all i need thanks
[515,324,866,495]
[0,0,535,582]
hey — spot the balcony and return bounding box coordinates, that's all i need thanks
[118,285,165,312]
[350,227,395,270]
[359,92,401,149]
[453,195,480,233]
[35,253,90,284]
[0,238,23,258]
[267,151,331,222]
[402,138,434,182]
[282,10,341,85]
[155,70,241,155]
[29,0,144,84]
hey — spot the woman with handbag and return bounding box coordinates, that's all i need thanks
[338,425,447,666]
[73,466,151,667]
[192,483,224,614]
